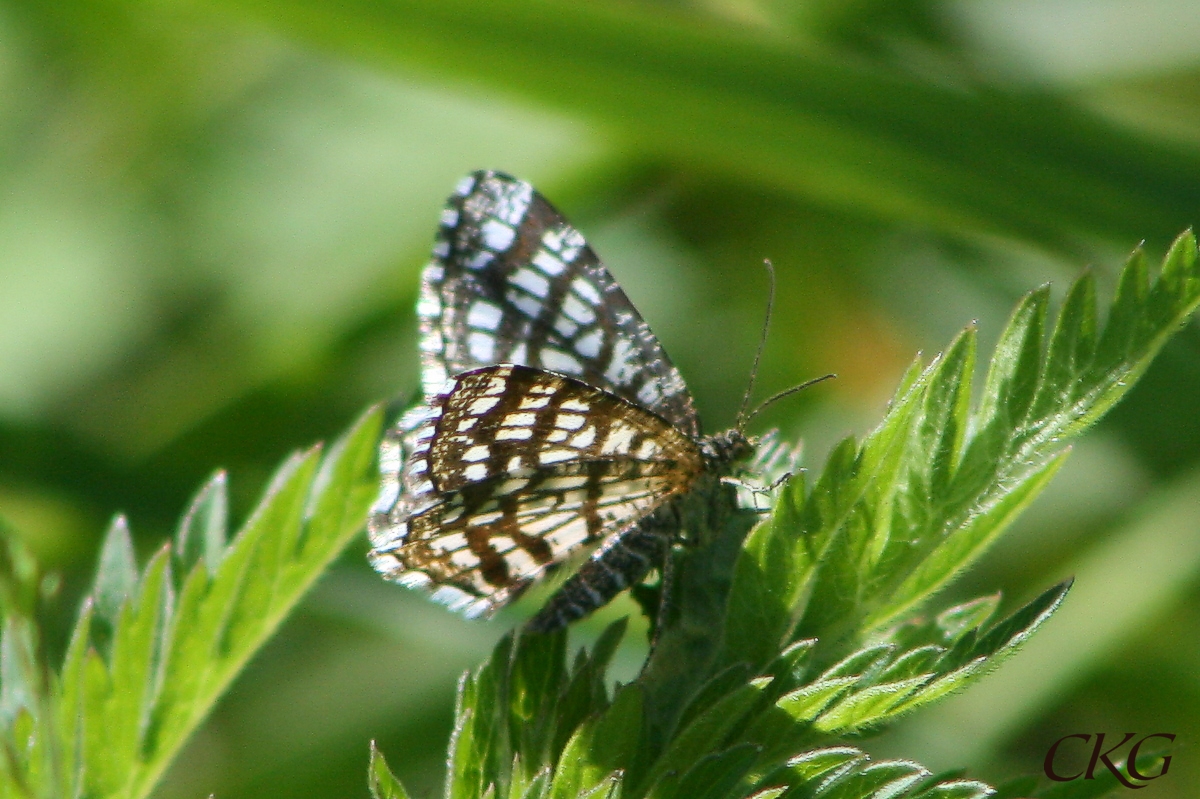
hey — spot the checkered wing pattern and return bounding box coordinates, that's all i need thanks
[369,365,703,617]
[415,170,699,439]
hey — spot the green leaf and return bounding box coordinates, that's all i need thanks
[877,646,944,683]
[911,779,994,799]
[877,593,1000,654]
[0,620,41,729]
[778,747,867,792]
[774,674,860,723]
[732,354,926,659]
[549,685,642,799]
[764,639,818,687]
[641,678,770,795]
[935,595,1001,644]
[652,744,760,799]
[719,484,811,672]
[818,759,929,799]
[673,662,754,734]
[369,741,412,799]
[510,630,569,777]
[764,645,895,730]
[812,676,930,733]
[91,516,137,660]
[101,549,171,797]
[922,327,976,502]
[724,580,1073,757]
[447,689,482,799]
[875,581,1073,721]
[21,407,384,799]
[576,772,622,799]
[769,232,1200,653]
[772,749,981,799]
[745,789,787,799]
[873,451,1066,632]
[174,471,228,577]
[978,288,1048,435]
[550,621,625,762]
[588,618,628,676]
[1033,274,1097,424]
[949,581,1071,669]
[450,635,514,799]
[514,766,552,799]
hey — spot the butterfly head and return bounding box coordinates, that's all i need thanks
[700,427,755,469]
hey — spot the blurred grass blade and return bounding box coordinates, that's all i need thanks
[190,0,1200,252]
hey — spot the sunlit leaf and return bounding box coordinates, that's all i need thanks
[0,408,381,799]
[370,741,413,799]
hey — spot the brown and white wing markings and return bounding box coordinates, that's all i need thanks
[416,170,699,439]
[367,365,702,617]
[368,172,745,626]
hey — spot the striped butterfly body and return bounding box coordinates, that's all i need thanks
[368,170,755,632]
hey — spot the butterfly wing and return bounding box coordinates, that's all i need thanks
[368,365,702,616]
[416,170,700,439]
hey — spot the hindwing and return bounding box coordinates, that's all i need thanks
[368,365,702,616]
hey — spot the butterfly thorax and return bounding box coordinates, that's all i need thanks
[698,428,754,472]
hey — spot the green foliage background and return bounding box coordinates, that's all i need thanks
[0,1,1198,797]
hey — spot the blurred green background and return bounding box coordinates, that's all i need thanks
[1,0,1198,796]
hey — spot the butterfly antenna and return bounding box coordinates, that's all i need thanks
[736,260,777,432]
[744,373,837,426]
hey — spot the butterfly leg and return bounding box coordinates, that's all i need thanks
[524,515,671,634]
[720,472,791,512]
[646,524,676,654]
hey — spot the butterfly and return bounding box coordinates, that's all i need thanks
[368,171,814,632]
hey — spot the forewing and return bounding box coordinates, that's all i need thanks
[429,364,701,491]
[415,170,699,437]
